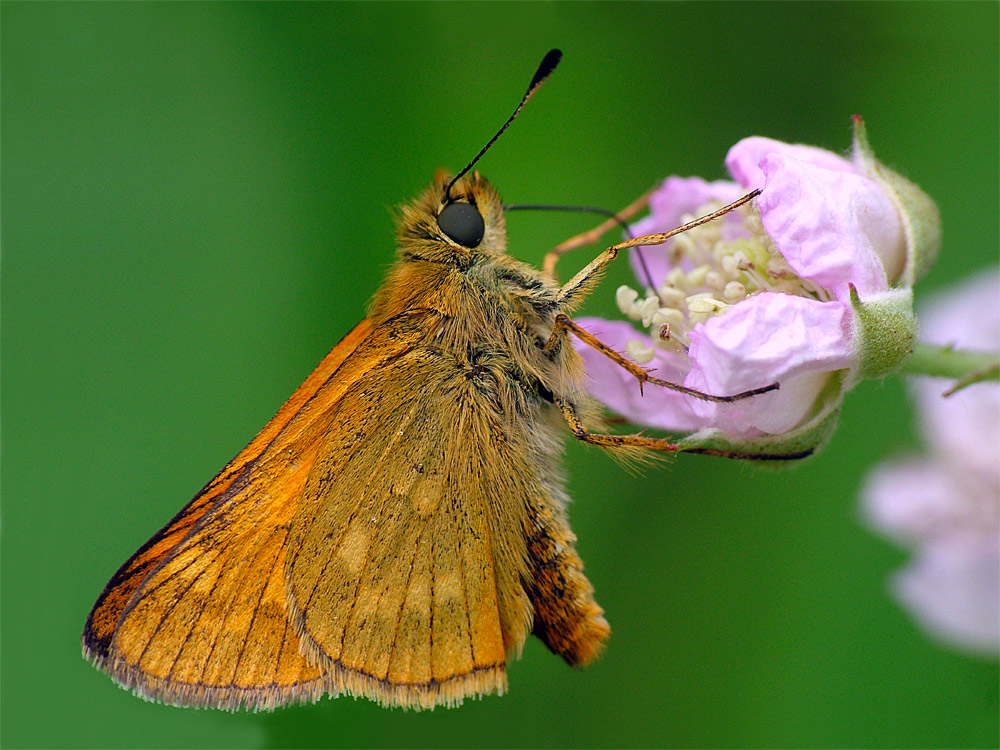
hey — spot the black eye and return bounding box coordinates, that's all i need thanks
[437,202,485,248]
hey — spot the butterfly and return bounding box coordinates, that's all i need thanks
[82,49,774,711]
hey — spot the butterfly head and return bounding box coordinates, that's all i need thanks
[397,171,507,265]
[395,50,561,268]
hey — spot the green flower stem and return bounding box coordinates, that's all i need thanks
[902,343,1000,394]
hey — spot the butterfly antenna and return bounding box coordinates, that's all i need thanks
[444,49,562,202]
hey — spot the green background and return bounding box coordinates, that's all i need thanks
[3,2,997,748]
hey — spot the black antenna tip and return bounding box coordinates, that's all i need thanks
[530,49,562,91]
[444,49,563,203]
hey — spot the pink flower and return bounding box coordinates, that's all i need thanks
[577,125,936,445]
[862,268,1000,655]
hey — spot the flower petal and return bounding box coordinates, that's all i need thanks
[915,377,1000,483]
[918,265,1000,349]
[628,176,744,286]
[859,267,999,656]
[726,136,858,190]
[913,268,1000,477]
[862,456,997,546]
[893,538,1000,654]
[756,152,903,299]
[684,293,853,435]
[572,317,706,432]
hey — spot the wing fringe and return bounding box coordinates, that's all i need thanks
[83,647,507,711]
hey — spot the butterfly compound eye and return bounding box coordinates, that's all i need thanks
[437,202,485,248]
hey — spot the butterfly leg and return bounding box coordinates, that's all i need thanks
[544,314,649,393]
[551,190,760,309]
[556,396,679,453]
[557,396,814,461]
[542,189,653,284]
[553,248,620,311]
[545,313,778,402]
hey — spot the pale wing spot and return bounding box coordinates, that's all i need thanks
[337,518,370,578]
[436,571,464,602]
[411,475,442,517]
[430,548,475,684]
[386,533,433,685]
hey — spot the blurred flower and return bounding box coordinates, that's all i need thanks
[862,267,1000,655]
[578,120,939,457]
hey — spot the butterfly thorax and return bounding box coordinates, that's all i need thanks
[368,174,589,409]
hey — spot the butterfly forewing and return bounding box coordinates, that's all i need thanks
[83,320,373,664]
[81,310,553,710]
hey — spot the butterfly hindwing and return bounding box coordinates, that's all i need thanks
[285,338,545,708]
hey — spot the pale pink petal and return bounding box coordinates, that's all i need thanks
[684,293,853,435]
[893,537,1000,654]
[860,268,1000,656]
[862,456,998,546]
[725,136,858,190]
[756,152,903,299]
[572,317,705,432]
[918,266,1000,348]
[916,378,1000,485]
[913,268,1000,477]
[628,176,745,285]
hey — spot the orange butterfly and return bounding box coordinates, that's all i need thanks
[83,50,773,711]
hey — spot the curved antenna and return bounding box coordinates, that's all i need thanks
[504,204,634,240]
[444,49,562,203]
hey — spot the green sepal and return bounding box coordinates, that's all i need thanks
[848,284,918,383]
[852,116,941,287]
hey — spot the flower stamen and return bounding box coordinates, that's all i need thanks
[618,201,830,361]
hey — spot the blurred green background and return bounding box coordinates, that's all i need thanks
[3,2,997,748]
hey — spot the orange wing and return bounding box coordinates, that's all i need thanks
[82,319,389,709]
[84,311,610,711]
[283,343,538,708]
